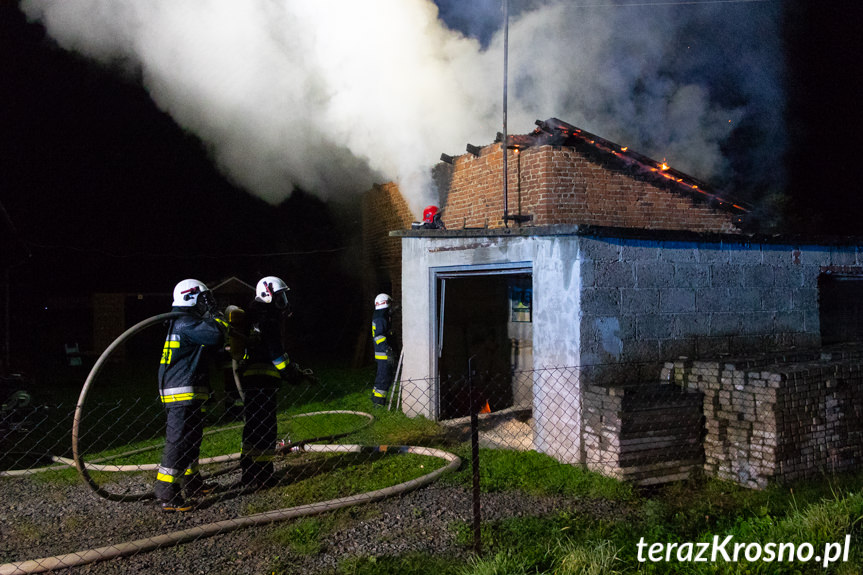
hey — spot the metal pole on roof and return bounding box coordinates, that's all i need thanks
[502,0,509,228]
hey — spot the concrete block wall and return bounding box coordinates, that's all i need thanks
[666,347,863,488]
[440,143,740,233]
[576,236,863,385]
[395,227,863,484]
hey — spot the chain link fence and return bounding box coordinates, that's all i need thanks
[2,345,862,573]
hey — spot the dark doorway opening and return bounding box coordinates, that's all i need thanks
[819,273,863,345]
[437,271,532,420]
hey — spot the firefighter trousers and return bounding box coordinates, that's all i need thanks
[240,378,278,485]
[155,401,205,502]
[372,358,393,406]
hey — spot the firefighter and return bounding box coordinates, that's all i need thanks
[410,205,447,230]
[422,205,446,229]
[155,279,227,512]
[371,293,396,407]
[237,276,292,489]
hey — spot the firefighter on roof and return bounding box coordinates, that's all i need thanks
[155,279,227,512]
[411,205,446,230]
[237,276,292,489]
[371,293,396,406]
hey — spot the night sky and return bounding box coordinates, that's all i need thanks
[2,1,863,367]
[1,3,360,291]
[1,2,367,364]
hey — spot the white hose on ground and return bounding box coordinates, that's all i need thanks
[0,445,461,575]
[0,313,463,574]
[0,410,374,476]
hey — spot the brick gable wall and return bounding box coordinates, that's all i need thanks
[440,142,741,233]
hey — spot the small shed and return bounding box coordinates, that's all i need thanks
[371,118,863,486]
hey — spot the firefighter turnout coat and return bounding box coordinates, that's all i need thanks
[155,308,225,502]
[371,308,394,405]
[158,308,225,405]
[238,299,290,484]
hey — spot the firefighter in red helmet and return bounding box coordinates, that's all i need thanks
[422,205,446,229]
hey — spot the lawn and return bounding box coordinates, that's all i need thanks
[3,360,863,574]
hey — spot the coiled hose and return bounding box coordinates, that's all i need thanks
[0,313,461,574]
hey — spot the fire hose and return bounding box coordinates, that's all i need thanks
[0,312,462,574]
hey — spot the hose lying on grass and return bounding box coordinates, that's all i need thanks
[0,444,462,575]
[0,313,463,575]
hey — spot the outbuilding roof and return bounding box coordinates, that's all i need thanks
[496,117,749,219]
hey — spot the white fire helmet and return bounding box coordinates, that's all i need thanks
[256,276,290,309]
[374,293,391,310]
[172,279,209,307]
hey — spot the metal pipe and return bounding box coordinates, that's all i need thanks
[502,0,510,227]
[468,355,481,555]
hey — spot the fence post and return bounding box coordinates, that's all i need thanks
[468,355,481,555]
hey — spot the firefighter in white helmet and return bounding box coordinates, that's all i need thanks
[236,276,292,489]
[371,293,396,406]
[155,279,228,512]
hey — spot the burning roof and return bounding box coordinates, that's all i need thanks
[495,117,749,218]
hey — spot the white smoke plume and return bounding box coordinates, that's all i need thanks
[20,0,783,217]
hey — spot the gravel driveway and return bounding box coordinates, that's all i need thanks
[0,460,626,575]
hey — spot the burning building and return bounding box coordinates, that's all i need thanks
[364,118,863,487]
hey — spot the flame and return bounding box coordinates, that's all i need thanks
[660,162,669,171]
[621,146,628,152]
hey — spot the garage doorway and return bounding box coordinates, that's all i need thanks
[433,264,532,420]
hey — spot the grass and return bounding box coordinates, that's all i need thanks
[5,362,863,574]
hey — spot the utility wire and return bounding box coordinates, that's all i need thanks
[20,239,350,260]
[567,0,774,7]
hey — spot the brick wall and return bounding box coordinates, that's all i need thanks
[665,347,863,488]
[441,143,741,234]
[360,182,413,346]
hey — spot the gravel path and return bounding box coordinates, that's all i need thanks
[0,460,628,575]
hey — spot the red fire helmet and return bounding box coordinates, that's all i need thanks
[423,205,440,223]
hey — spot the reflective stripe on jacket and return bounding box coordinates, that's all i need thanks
[372,309,392,361]
[241,301,290,381]
[158,309,224,406]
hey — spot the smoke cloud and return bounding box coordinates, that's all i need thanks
[20,0,783,216]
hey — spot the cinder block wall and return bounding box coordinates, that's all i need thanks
[441,143,741,234]
[576,235,837,386]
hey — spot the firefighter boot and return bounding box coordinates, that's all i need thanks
[184,474,218,498]
[159,496,193,513]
